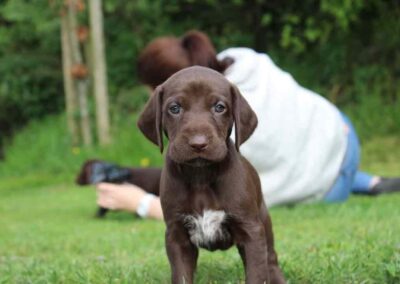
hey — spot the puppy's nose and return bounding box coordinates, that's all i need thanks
[189,135,208,152]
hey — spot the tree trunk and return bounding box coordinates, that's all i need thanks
[67,0,92,146]
[89,0,111,145]
[61,9,79,146]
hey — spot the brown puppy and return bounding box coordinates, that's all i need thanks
[138,66,285,284]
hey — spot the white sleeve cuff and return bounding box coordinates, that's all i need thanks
[136,193,156,218]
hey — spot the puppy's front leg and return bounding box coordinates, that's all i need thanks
[166,223,199,284]
[260,204,286,284]
[241,223,270,284]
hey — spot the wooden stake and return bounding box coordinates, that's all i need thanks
[61,9,79,146]
[88,0,111,145]
[67,0,93,146]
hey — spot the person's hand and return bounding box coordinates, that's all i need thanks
[95,183,146,213]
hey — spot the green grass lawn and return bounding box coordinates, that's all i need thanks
[0,116,399,283]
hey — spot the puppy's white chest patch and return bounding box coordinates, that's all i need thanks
[184,210,229,248]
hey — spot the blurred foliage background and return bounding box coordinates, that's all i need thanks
[0,0,399,157]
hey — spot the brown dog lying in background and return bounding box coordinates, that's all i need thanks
[138,66,285,283]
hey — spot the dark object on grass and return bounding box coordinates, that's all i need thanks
[76,160,132,185]
[75,160,131,217]
[369,178,400,195]
[137,66,285,283]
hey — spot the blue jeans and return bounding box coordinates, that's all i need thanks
[324,114,373,202]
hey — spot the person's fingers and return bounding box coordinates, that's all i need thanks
[97,182,142,193]
[96,182,120,193]
[121,183,142,191]
[95,187,110,200]
[95,182,148,213]
[96,194,106,205]
[97,195,116,210]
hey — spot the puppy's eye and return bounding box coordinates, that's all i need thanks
[169,103,181,115]
[214,102,226,113]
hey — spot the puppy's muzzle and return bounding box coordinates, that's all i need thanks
[188,134,208,153]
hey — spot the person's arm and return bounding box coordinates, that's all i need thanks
[127,167,161,196]
[96,183,163,220]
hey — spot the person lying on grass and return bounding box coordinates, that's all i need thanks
[77,30,400,220]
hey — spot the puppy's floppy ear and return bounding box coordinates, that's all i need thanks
[231,84,258,151]
[137,86,164,153]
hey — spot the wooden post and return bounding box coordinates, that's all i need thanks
[67,0,93,146]
[82,27,93,104]
[88,0,111,145]
[61,8,79,146]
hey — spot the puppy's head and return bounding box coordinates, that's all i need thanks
[137,66,257,167]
